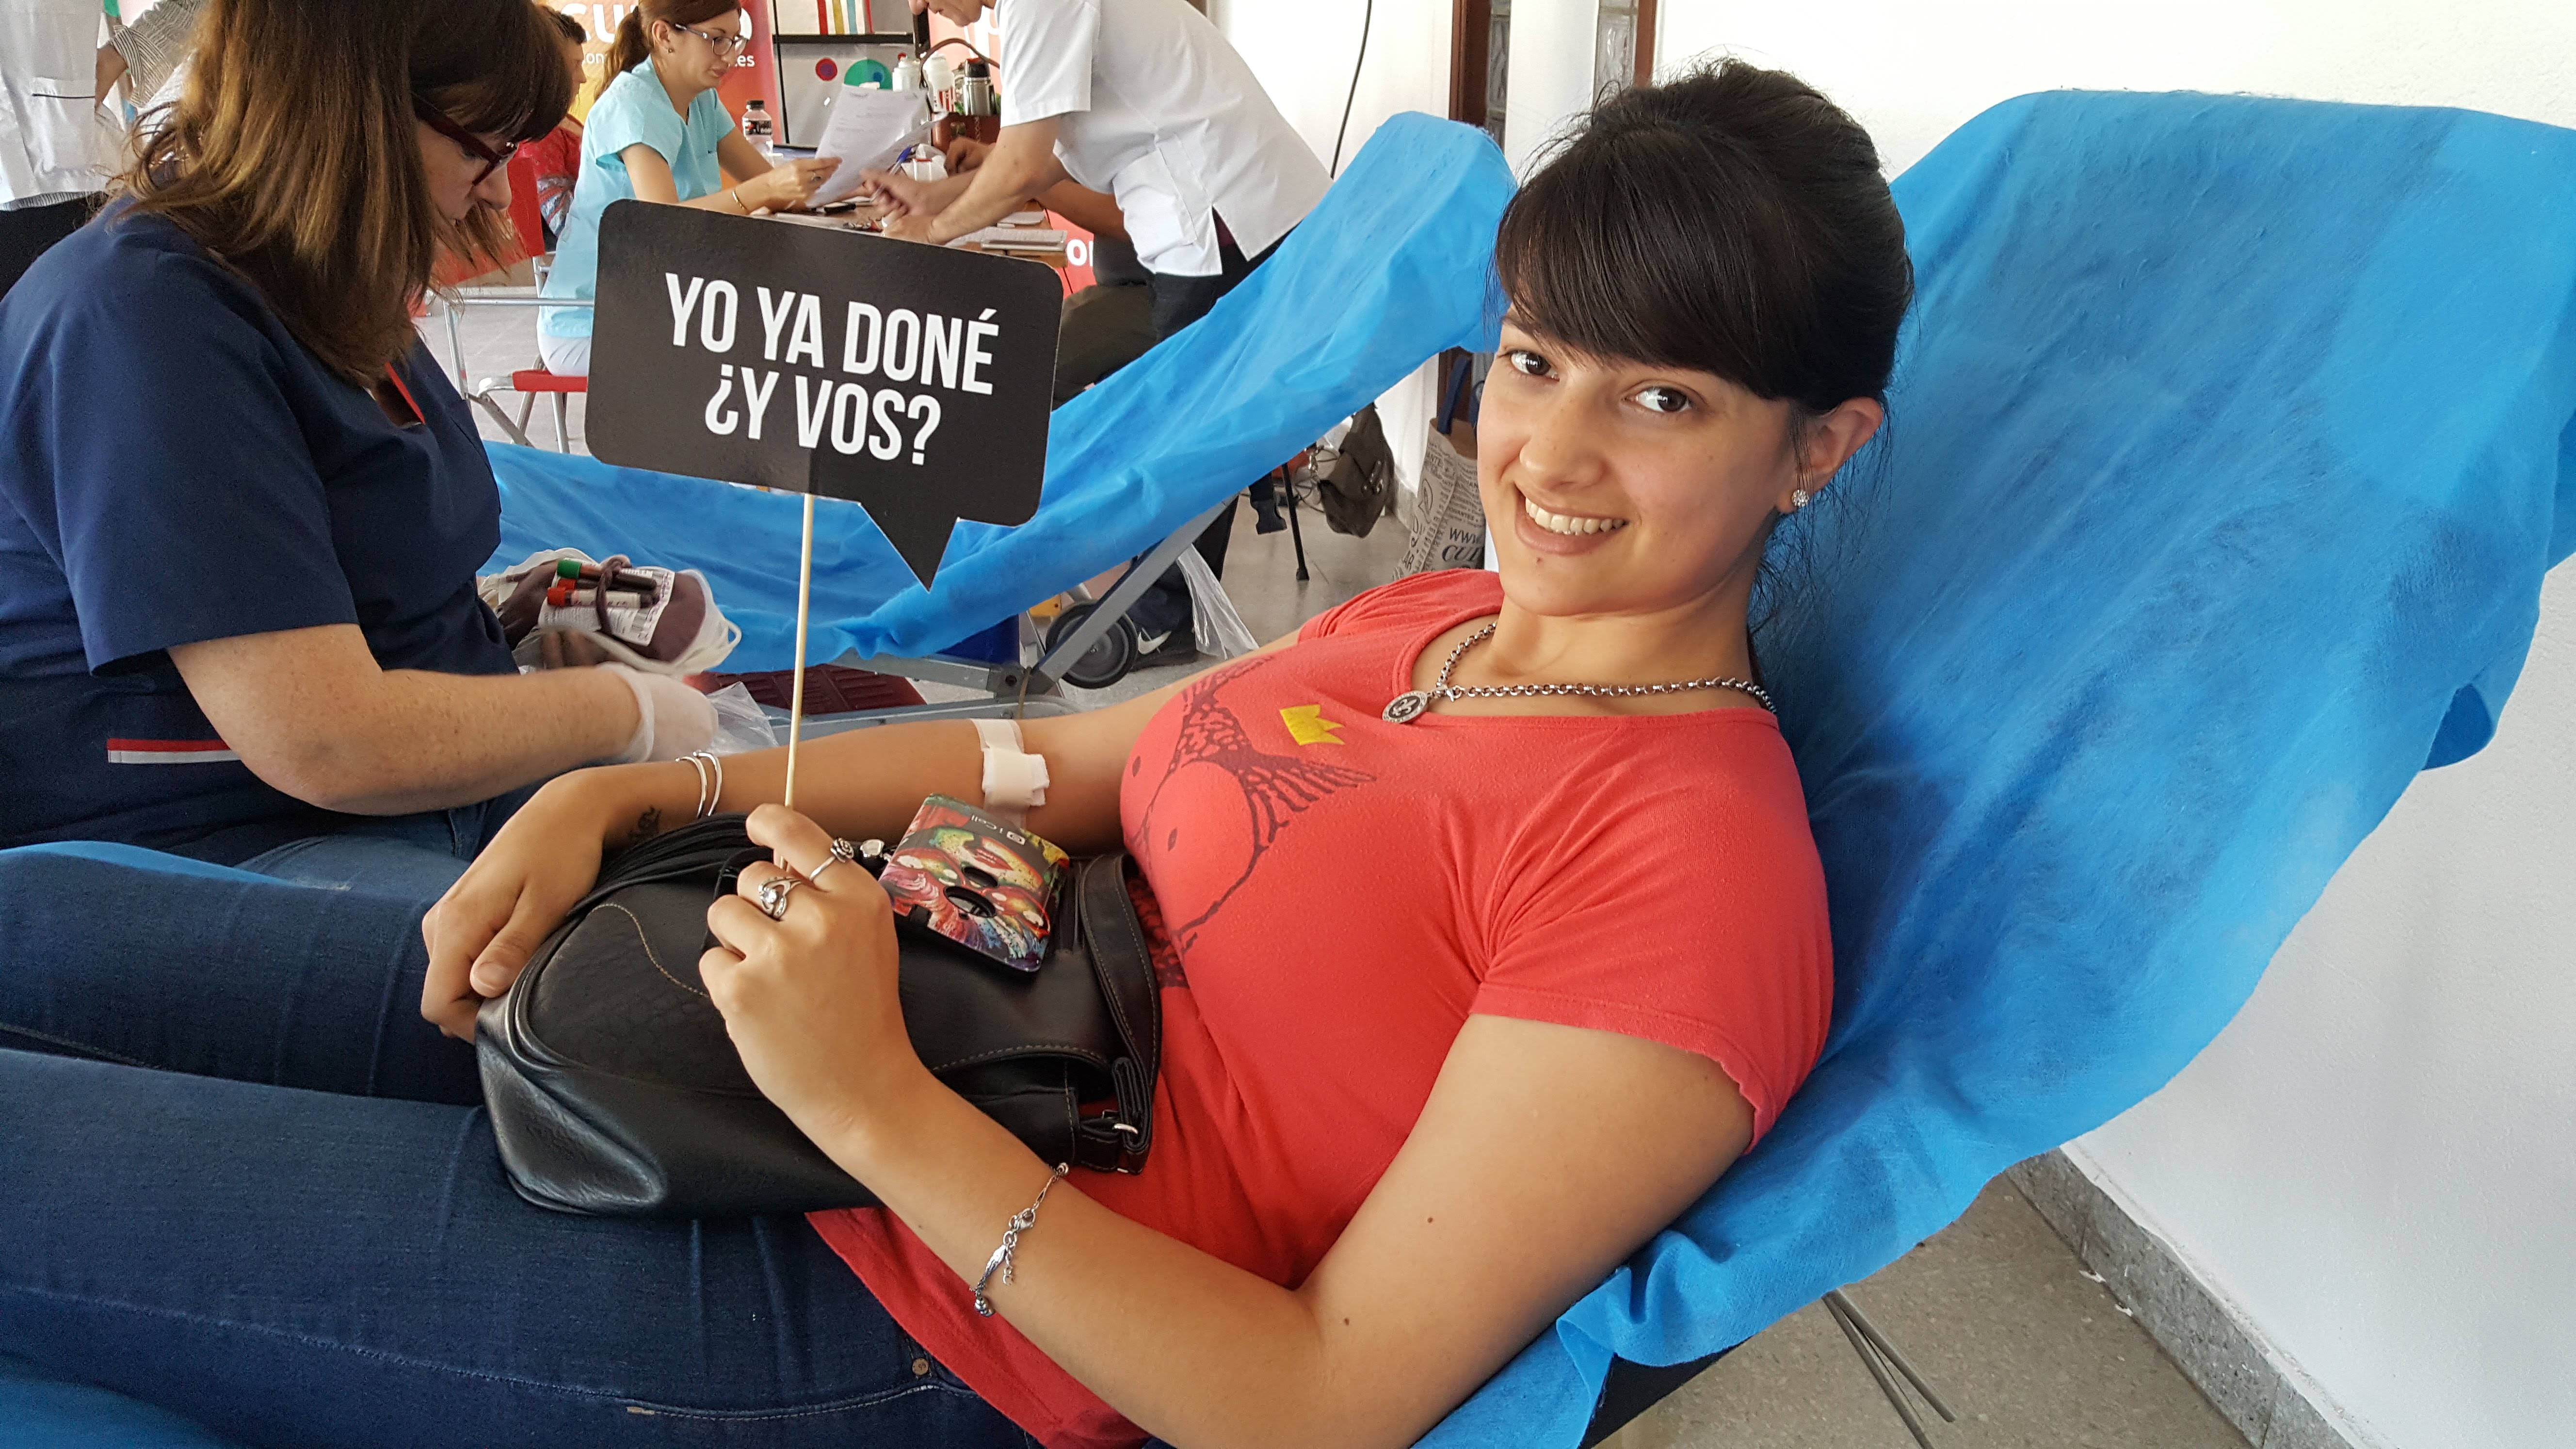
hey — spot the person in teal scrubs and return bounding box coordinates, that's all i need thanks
[538,0,836,376]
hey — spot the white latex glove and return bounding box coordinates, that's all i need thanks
[601,663,718,764]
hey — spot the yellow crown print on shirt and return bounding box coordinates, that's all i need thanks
[1278,705,1346,746]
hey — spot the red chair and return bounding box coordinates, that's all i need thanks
[435,151,590,452]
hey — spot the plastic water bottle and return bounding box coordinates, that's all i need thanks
[892,54,922,92]
[741,97,775,158]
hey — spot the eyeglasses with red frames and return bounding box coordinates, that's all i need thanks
[413,100,517,186]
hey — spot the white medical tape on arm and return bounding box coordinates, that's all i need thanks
[973,718,1050,824]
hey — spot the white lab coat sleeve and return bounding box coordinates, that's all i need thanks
[999,0,1097,126]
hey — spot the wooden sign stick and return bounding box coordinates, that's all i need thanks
[783,493,818,811]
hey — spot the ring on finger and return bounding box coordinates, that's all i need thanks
[807,837,863,883]
[754,873,803,921]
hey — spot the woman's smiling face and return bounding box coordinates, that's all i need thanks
[1477,316,1810,623]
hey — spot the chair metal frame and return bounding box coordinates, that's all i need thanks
[764,501,1234,735]
[429,290,591,453]
[1578,1289,1955,1446]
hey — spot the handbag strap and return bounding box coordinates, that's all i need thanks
[1072,853,1160,1173]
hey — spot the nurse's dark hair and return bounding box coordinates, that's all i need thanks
[606,1,749,81]
[119,0,573,382]
[1496,59,1911,434]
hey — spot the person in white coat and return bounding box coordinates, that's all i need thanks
[872,0,1325,341]
[0,0,116,295]
[869,0,1328,649]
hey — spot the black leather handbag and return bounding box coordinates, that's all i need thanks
[477,815,1160,1218]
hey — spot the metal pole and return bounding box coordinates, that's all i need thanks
[1823,1292,1940,1449]
[1283,469,1311,582]
[1830,1288,1958,1423]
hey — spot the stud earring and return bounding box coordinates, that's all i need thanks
[1789,488,1812,511]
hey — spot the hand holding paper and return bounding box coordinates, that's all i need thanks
[806,89,935,209]
[729,156,842,213]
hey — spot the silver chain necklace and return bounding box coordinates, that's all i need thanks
[1382,624,1775,724]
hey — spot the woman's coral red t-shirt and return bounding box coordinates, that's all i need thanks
[810,569,1833,1447]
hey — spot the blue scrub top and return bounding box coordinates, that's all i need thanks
[541,63,737,339]
[0,201,517,862]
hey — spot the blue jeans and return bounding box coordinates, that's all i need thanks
[0,846,1032,1449]
[234,786,536,903]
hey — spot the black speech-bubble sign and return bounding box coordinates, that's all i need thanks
[585,200,1061,584]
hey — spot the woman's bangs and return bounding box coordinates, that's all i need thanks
[1495,129,1775,394]
[420,6,573,144]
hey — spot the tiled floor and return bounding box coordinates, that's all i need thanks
[431,308,2261,1449]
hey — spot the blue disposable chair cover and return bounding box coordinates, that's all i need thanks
[488,112,1516,668]
[1427,92,2576,1446]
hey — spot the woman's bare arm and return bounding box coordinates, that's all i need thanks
[420,637,1289,1037]
[622,142,835,214]
[714,129,768,187]
[710,807,1755,1449]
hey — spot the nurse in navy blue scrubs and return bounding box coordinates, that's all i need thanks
[0,0,720,893]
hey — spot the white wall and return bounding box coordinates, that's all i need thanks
[1634,5,2576,1446]
[1656,0,2576,174]
[1208,0,1449,180]
[2070,566,2576,1445]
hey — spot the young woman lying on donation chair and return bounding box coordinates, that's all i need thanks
[0,0,718,891]
[0,61,1910,1449]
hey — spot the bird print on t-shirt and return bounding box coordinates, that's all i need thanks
[1133,662,1374,949]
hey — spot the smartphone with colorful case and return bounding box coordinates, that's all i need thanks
[877,795,1068,972]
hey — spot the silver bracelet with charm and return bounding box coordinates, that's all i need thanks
[972,1162,1070,1316]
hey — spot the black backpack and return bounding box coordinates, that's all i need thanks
[1317,404,1396,537]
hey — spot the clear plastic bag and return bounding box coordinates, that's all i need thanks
[1176,547,1259,658]
[703,682,779,755]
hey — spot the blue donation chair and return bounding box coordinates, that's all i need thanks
[7,95,2575,1447]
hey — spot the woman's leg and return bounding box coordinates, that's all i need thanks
[0,1050,1031,1449]
[0,842,478,1104]
[236,783,539,900]
[234,827,477,900]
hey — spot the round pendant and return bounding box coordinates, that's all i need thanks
[1383,690,1433,724]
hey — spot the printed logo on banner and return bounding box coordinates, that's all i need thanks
[584,201,1063,584]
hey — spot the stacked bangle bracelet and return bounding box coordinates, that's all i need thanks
[680,750,724,820]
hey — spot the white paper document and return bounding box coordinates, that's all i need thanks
[805,90,934,208]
